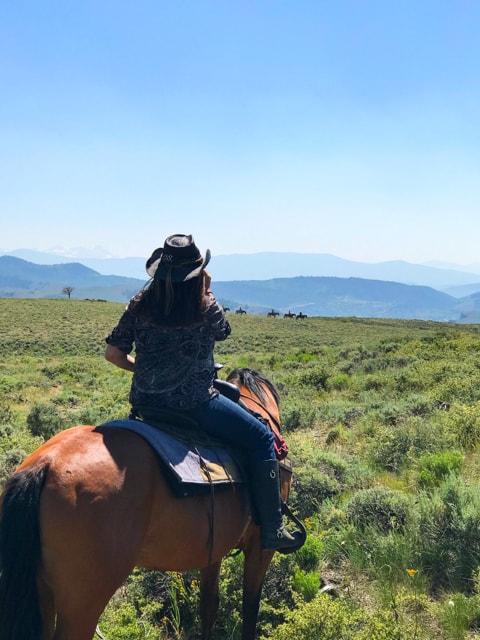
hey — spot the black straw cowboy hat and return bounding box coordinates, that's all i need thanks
[145,234,211,282]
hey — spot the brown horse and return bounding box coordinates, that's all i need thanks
[0,368,298,640]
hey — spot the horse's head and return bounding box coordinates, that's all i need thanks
[226,368,280,422]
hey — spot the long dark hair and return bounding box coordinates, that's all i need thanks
[131,272,208,326]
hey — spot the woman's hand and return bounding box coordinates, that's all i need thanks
[203,270,212,293]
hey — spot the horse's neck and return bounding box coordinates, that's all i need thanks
[239,388,281,433]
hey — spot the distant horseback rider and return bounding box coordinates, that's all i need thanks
[105,234,302,552]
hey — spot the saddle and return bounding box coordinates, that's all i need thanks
[98,415,244,497]
[97,383,305,539]
[98,378,290,497]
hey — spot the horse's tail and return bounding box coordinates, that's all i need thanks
[0,465,48,640]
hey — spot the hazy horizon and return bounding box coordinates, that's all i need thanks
[3,245,480,276]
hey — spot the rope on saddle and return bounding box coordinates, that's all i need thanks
[195,446,215,567]
[193,444,238,567]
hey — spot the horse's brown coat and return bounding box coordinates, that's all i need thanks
[0,370,289,640]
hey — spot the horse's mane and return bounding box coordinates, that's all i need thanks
[226,368,280,406]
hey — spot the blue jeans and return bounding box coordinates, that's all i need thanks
[184,393,276,465]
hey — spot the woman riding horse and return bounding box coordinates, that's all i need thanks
[105,233,302,552]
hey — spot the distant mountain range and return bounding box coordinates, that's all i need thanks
[0,256,144,302]
[2,254,480,322]
[4,248,480,293]
[213,277,468,322]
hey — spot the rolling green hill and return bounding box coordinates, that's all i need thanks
[3,299,480,638]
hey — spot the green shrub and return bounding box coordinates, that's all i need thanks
[316,501,349,532]
[291,570,320,602]
[290,468,341,519]
[52,393,81,407]
[366,425,412,472]
[114,569,201,638]
[26,402,63,439]
[74,405,116,426]
[265,594,411,640]
[417,450,464,489]
[0,447,27,486]
[437,592,480,640]
[0,425,13,439]
[98,600,160,639]
[281,400,317,431]
[328,373,351,391]
[299,366,330,390]
[393,369,426,393]
[346,487,411,533]
[295,535,324,572]
[216,552,295,638]
[325,427,341,444]
[402,393,433,417]
[363,374,388,391]
[415,477,480,593]
[435,371,480,404]
[282,406,302,430]
[0,403,13,425]
[366,416,451,472]
[317,401,364,428]
[445,402,480,450]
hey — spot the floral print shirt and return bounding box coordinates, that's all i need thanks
[105,295,231,410]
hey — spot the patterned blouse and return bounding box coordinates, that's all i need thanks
[105,295,231,410]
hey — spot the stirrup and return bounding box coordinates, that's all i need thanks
[262,526,305,554]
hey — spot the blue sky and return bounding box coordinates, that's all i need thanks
[1,1,479,265]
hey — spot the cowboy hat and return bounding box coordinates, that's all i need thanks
[145,234,211,282]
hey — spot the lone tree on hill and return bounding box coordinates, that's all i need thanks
[62,286,74,299]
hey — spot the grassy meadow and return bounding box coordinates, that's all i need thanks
[3,298,480,638]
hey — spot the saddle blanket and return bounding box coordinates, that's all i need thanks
[98,419,244,496]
